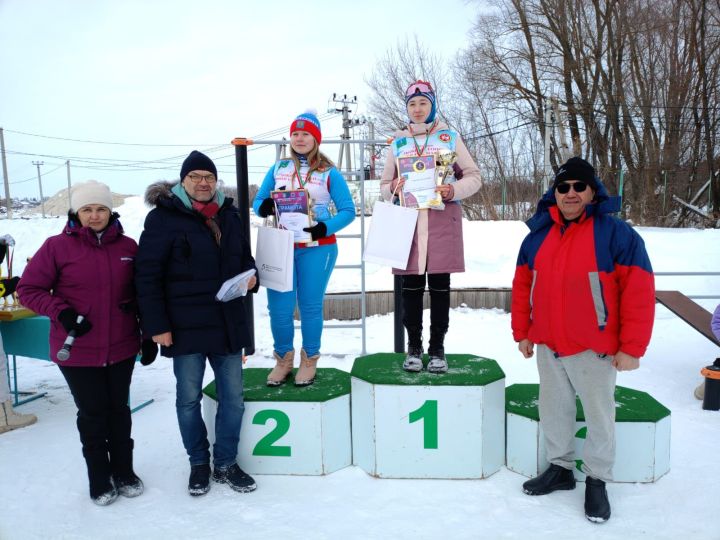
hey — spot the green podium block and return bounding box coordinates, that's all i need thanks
[505,383,671,482]
[202,367,352,475]
[351,353,505,479]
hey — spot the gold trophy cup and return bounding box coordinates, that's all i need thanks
[435,148,458,185]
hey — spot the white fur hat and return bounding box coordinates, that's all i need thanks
[70,180,113,212]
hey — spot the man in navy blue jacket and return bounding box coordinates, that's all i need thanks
[136,151,258,497]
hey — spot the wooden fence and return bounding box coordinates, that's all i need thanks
[320,288,512,320]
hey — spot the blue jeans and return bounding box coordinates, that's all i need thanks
[266,243,338,357]
[173,353,245,468]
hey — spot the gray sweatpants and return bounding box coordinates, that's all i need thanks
[537,344,617,481]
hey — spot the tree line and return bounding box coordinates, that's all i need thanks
[366,0,720,227]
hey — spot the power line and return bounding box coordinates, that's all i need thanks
[3,129,223,147]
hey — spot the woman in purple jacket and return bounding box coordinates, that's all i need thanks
[18,180,157,506]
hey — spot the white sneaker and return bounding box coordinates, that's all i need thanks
[403,347,424,372]
[427,350,448,373]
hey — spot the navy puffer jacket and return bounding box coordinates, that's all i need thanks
[135,181,257,357]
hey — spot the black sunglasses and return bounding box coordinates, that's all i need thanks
[556,181,588,194]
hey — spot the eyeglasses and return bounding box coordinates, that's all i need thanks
[186,173,217,184]
[405,80,434,97]
[556,181,588,194]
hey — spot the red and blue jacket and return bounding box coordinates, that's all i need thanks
[511,181,655,358]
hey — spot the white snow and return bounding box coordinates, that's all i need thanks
[0,198,718,539]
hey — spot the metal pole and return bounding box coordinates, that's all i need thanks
[358,142,367,355]
[368,120,376,180]
[502,174,507,220]
[662,170,667,215]
[231,138,255,355]
[0,128,11,219]
[32,161,45,218]
[542,103,553,192]
[618,168,624,218]
[66,160,72,211]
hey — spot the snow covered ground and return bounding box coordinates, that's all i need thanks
[0,198,718,539]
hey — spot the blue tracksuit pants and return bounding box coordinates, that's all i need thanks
[266,243,338,357]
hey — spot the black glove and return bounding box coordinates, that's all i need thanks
[303,222,327,241]
[257,198,275,218]
[58,308,92,337]
[0,276,19,298]
[139,339,159,366]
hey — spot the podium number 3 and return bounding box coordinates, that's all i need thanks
[252,409,291,457]
[409,400,438,449]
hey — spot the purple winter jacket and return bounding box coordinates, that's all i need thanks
[712,303,720,341]
[17,219,141,367]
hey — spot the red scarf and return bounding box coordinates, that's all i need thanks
[191,200,222,245]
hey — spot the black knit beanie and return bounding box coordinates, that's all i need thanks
[180,150,217,179]
[552,157,597,190]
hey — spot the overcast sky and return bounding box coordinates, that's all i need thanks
[0,0,480,200]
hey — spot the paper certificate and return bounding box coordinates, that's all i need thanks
[215,268,256,302]
[397,155,443,209]
[271,189,313,242]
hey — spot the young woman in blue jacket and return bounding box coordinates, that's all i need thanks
[253,111,355,387]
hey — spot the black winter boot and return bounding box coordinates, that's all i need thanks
[213,463,257,493]
[83,447,117,505]
[585,477,611,523]
[188,464,211,496]
[403,345,424,372]
[427,348,448,373]
[109,438,143,497]
[114,472,144,498]
[427,324,448,373]
[403,325,424,372]
[522,463,576,495]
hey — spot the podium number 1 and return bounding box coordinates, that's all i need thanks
[409,400,438,449]
[252,409,291,457]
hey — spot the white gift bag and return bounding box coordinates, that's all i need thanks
[363,200,418,270]
[255,226,294,292]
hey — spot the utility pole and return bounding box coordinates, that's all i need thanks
[276,137,288,161]
[368,118,376,179]
[32,161,46,218]
[329,93,362,174]
[551,96,571,163]
[66,160,72,212]
[542,101,555,192]
[0,128,12,219]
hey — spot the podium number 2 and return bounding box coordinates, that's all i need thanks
[409,400,438,449]
[252,409,291,457]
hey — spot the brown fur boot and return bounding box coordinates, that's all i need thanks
[266,351,294,387]
[295,349,319,387]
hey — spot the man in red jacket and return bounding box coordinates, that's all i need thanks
[511,157,655,524]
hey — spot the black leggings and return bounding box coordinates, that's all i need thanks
[401,273,450,351]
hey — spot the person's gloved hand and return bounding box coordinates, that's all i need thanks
[257,198,275,218]
[0,276,20,298]
[139,339,159,366]
[303,222,327,241]
[58,308,92,337]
